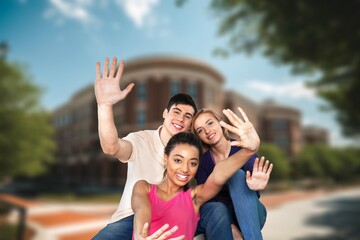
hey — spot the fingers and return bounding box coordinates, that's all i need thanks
[237,107,249,122]
[253,157,259,173]
[258,156,265,172]
[222,109,243,127]
[267,163,274,175]
[149,223,169,238]
[123,83,135,97]
[109,57,117,77]
[96,61,101,81]
[103,57,109,78]
[98,57,123,80]
[246,170,251,180]
[258,156,273,174]
[219,120,238,134]
[159,226,179,239]
[115,60,124,80]
[141,222,150,238]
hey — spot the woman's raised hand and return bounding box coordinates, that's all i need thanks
[95,57,134,106]
[246,156,273,190]
[220,107,260,152]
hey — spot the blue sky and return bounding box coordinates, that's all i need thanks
[0,0,355,147]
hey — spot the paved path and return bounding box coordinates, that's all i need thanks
[1,186,360,240]
[262,186,360,240]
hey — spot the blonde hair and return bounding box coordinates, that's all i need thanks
[191,108,230,141]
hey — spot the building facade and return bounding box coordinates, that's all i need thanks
[50,55,318,188]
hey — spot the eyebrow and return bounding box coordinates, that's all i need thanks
[173,153,199,161]
[195,119,212,132]
[172,107,194,117]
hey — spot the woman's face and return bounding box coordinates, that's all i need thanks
[193,112,223,145]
[164,143,199,187]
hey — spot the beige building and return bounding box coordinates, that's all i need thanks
[50,55,317,188]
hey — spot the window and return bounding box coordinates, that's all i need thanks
[188,82,197,102]
[138,82,146,101]
[171,81,181,96]
[136,109,146,127]
[272,119,288,131]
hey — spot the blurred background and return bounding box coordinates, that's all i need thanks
[1,0,359,239]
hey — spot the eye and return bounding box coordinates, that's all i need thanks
[174,158,182,163]
[190,162,198,167]
[196,129,203,134]
[208,121,213,126]
[173,110,180,115]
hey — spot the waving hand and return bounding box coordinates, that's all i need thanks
[95,57,134,106]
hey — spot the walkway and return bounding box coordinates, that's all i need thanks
[1,186,359,240]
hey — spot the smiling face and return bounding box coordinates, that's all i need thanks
[193,112,225,146]
[164,143,200,187]
[162,104,195,136]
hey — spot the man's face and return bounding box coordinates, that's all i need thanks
[163,104,195,136]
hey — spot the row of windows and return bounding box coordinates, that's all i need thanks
[53,105,92,127]
[135,81,198,127]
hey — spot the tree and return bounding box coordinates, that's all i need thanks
[0,59,55,181]
[258,143,290,181]
[208,0,360,137]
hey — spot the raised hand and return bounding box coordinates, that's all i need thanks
[246,156,273,191]
[95,57,134,106]
[220,107,260,152]
[137,223,185,240]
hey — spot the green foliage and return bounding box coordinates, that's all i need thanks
[0,60,55,180]
[210,0,360,137]
[296,144,360,182]
[258,143,290,181]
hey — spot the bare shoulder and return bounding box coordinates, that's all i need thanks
[134,180,151,193]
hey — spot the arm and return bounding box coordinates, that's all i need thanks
[131,180,152,239]
[131,181,184,240]
[95,57,134,161]
[193,107,260,207]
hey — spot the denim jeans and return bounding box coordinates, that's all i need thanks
[92,215,134,240]
[196,202,233,240]
[228,169,267,240]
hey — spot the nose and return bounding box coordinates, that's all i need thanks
[204,125,210,134]
[181,163,189,173]
[178,114,185,122]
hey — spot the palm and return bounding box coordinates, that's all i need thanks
[246,157,273,191]
[220,107,260,152]
[95,57,134,106]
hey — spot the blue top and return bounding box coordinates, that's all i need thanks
[195,142,260,206]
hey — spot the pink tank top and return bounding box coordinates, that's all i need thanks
[148,184,200,240]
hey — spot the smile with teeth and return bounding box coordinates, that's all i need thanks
[176,173,189,181]
[207,133,215,140]
[172,123,183,130]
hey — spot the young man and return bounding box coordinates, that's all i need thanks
[92,57,232,240]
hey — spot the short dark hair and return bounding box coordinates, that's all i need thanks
[164,132,202,160]
[166,93,197,114]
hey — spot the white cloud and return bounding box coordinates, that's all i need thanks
[45,0,96,25]
[44,0,161,30]
[248,80,316,100]
[115,0,159,27]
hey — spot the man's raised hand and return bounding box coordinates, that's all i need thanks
[95,57,134,106]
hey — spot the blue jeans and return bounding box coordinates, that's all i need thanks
[92,215,134,240]
[228,169,267,240]
[196,202,233,239]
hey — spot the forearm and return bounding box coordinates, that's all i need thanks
[97,104,120,155]
[134,207,152,239]
[213,149,255,184]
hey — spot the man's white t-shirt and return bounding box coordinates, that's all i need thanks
[110,126,165,223]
